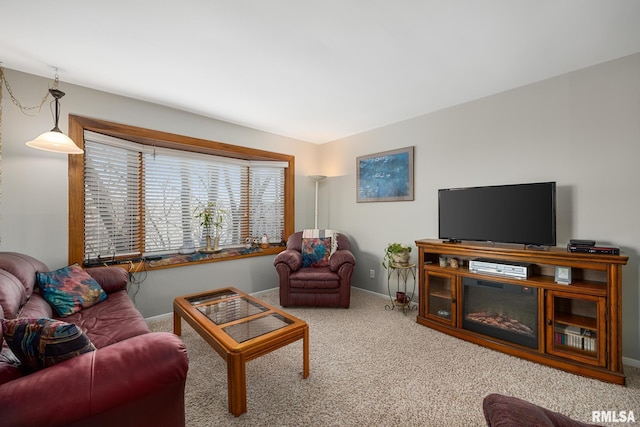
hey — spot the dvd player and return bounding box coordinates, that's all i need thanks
[469,258,531,279]
[567,244,620,255]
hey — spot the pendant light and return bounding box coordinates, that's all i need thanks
[25,87,83,154]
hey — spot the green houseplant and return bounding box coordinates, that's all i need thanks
[382,243,412,269]
[194,201,226,252]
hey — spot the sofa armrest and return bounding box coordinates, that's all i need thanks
[86,266,129,293]
[329,249,356,272]
[273,249,303,271]
[0,332,188,427]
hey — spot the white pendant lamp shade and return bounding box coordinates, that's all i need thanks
[26,129,83,154]
[25,88,84,154]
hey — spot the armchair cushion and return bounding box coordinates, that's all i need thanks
[2,317,95,371]
[36,264,107,317]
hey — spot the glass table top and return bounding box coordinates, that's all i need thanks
[196,297,267,325]
[186,289,239,306]
[184,289,294,343]
[223,314,293,343]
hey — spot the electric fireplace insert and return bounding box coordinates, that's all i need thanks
[462,277,538,349]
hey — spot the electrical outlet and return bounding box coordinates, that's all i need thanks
[369,269,375,279]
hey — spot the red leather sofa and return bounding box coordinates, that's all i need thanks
[274,231,355,308]
[0,252,188,427]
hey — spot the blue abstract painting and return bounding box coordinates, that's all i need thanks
[357,147,414,202]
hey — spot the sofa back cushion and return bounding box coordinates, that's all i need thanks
[0,271,26,319]
[0,252,49,298]
[19,294,54,319]
[0,252,49,319]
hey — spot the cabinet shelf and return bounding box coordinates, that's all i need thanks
[554,313,597,330]
[416,239,627,385]
[429,291,451,300]
[426,264,607,295]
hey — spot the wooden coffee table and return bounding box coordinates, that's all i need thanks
[173,287,309,416]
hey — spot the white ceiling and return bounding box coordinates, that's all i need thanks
[2,1,640,144]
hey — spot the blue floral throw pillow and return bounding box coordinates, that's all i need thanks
[36,264,107,317]
[1,318,96,371]
[301,237,332,267]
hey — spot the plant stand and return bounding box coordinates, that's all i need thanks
[385,262,417,314]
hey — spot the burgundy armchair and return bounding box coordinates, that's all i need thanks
[274,231,355,308]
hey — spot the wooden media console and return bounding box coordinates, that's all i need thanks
[415,239,628,385]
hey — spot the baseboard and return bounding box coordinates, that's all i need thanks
[251,286,279,296]
[622,356,640,368]
[145,312,172,322]
[353,286,419,309]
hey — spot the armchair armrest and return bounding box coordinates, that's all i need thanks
[86,266,129,293]
[0,332,188,427]
[329,249,356,271]
[273,249,303,271]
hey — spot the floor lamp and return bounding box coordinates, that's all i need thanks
[309,175,327,229]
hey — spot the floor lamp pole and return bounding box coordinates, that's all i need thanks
[309,175,327,229]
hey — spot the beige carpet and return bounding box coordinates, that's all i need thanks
[148,288,640,426]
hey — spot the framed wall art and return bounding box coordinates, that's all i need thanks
[356,146,414,202]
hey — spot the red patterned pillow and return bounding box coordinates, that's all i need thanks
[36,264,107,317]
[1,318,95,371]
[301,237,332,267]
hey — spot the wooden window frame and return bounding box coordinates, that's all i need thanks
[68,115,294,268]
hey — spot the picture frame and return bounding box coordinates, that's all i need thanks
[555,266,572,285]
[356,146,414,203]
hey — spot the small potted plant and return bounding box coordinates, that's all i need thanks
[194,201,226,252]
[382,243,412,269]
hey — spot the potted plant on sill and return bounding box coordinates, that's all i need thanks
[195,201,226,253]
[382,243,412,269]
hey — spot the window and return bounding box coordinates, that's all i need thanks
[68,116,294,267]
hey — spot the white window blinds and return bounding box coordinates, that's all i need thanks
[84,138,141,260]
[83,131,286,262]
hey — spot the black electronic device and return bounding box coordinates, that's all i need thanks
[567,244,620,255]
[438,182,556,247]
[569,239,596,247]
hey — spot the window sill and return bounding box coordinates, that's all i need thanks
[144,245,285,270]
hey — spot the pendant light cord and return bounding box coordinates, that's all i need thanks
[0,66,55,116]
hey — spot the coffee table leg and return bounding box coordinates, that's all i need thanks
[227,353,247,416]
[303,326,310,379]
[173,311,181,336]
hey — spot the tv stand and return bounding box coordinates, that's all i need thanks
[442,239,461,244]
[415,239,628,384]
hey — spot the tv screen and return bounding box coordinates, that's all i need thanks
[438,182,556,247]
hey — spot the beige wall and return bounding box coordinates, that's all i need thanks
[319,53,640,364]
[2,53,639,363]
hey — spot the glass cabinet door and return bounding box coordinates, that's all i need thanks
[546,291,606,367]
[423,270,456,325]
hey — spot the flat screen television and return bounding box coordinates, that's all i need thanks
[438,181,556,247]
